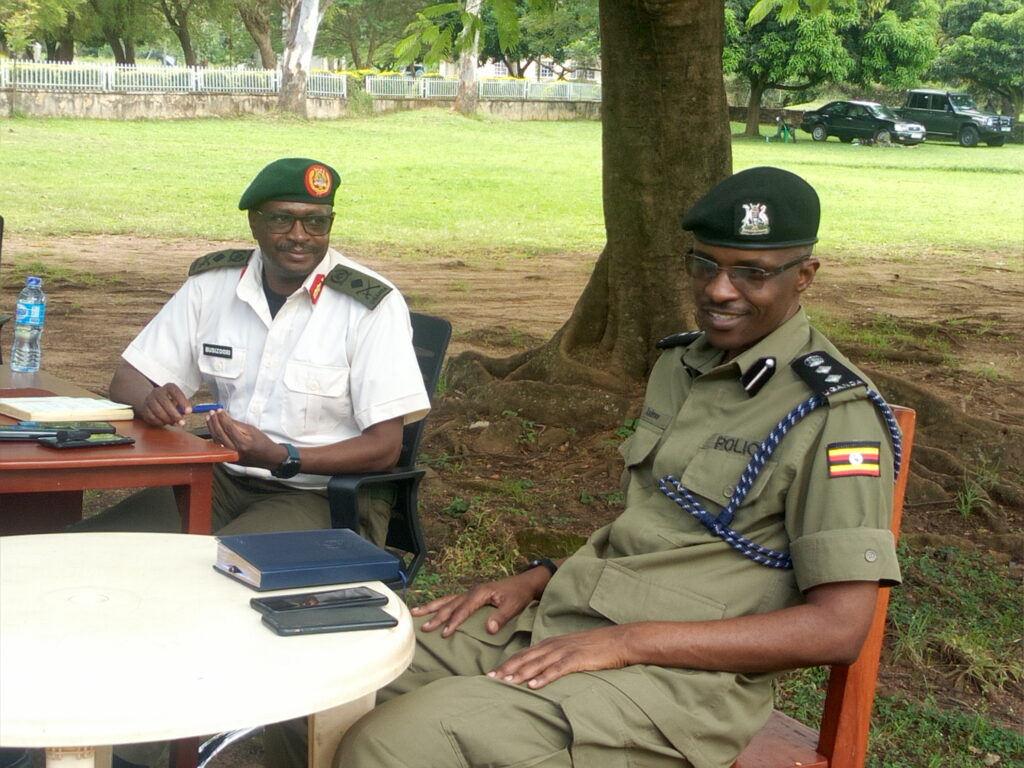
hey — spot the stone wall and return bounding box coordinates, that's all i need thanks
[0,89,598,121]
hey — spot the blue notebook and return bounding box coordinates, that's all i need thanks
[214,528,403,591]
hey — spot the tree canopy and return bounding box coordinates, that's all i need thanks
[932,0,1023,116]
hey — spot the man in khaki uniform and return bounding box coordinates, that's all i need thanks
[330,167,902,768]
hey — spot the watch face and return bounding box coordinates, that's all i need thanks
[272,445,301,478]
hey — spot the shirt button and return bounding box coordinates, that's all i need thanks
[311,382,320,392]
[723,486,734,497]
[864,550,879,563]
[214,362,224,372]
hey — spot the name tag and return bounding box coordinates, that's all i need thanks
[203,343,233,359]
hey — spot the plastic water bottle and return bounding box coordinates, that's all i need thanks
[10,276,46,373]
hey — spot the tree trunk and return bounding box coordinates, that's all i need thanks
[449,0,731,404]
[745,78,766,136]
[278,0,321,115]
[236,0,277,69]
[159,1,198,67]
[453,0,481,115]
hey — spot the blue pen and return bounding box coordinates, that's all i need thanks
[188,403,224,413]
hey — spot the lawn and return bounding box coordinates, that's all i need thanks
[0,110,1021,264]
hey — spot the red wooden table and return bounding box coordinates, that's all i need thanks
[0,370,237,535]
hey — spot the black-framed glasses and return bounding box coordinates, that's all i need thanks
[684,250,810,289]
[253,210,335,236]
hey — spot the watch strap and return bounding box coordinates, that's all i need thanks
[527,557,558,576]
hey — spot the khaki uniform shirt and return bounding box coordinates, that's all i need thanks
[514,309,901,768]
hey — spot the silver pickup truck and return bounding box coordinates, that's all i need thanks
[896,89,1013,147]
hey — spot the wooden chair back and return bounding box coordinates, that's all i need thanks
[734,405,916,768]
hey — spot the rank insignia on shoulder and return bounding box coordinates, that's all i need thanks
[827,441,881,478]
[792,351,865,398]
[324,265,392,309]
[656,330,703,350]
[188,249,253,276]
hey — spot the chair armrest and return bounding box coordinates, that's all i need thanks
[327,467,425,530]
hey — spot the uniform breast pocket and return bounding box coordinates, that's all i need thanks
[617,421,664,489]
[281,361,351,435]
[663,448,785,544]
[197,349,247,400]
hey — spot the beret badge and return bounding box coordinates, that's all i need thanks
[739,202,770,237]
[305,164,334,198]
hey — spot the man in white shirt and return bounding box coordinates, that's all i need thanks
[77,157,430,544]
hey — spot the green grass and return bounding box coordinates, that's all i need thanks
[0,112,1021,262]
[773,543,1024,768]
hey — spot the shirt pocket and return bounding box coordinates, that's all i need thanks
[617,420,664,490]
[676,447,778,513]
[197,348,247,401]
[281,361,351,435]
[589,560,726,624]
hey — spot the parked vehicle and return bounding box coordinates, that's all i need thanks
[799,100,926,145]
[895,89,1013,147]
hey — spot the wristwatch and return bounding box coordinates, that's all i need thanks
[270,443,302,479]
[526,557,558,576]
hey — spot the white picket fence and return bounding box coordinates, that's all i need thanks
[0,60,603,103]
[365,74,601,102]
[0,60,346,98]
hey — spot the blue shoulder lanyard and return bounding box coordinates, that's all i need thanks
[657,353,903,570]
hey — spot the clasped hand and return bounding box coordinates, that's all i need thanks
[411,571,630,689]
[139,384,280,469]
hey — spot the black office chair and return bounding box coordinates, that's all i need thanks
[327,311,452,584]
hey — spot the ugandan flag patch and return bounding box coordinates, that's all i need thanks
[827,442,881,478]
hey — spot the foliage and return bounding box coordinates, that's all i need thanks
[394,0,555,69]
[932,0,1024,117]
[725,0,858,131]
[317,0,423,69]
[480,0,598,77]
[847,2,938,89]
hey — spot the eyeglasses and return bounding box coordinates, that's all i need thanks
[684,250,810,289]
[253,210,334,236]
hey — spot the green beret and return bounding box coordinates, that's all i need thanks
[682,166,819,249]
[238,158,340,210]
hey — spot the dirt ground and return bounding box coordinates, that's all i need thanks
[3,235,1022,762]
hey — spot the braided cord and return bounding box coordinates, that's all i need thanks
[658,388,903,570]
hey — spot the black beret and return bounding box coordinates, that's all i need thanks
[682,166,819,249]
[238,158,340,210]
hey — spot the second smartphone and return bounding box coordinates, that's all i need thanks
[250,585,388,615]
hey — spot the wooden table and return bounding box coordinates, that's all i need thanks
[0,532,415,768]
[0,370,237,535]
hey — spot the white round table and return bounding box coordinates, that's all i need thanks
[0,532,415,768]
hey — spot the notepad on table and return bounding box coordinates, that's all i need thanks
[0,396,134,422]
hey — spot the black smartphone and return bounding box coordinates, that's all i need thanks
[261,605,399,636]
[250,586,388,616]
[0,421,116,441]
[37,433,136,449]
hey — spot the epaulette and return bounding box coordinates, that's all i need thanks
[324,264,393,310]
[791,351,866,398]
[188,249,253,276]
[655,330,703,350]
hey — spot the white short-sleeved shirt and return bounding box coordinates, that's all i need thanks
[122,247,431,489]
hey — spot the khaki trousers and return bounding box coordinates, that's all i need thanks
[266,611,689,768]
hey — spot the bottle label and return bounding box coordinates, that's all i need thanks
[15,301,45,327]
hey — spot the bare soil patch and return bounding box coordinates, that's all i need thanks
[3,235,1022,755]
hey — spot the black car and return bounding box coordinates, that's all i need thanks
[799,100,927,145]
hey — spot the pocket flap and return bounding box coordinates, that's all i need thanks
[282,361,348,396]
